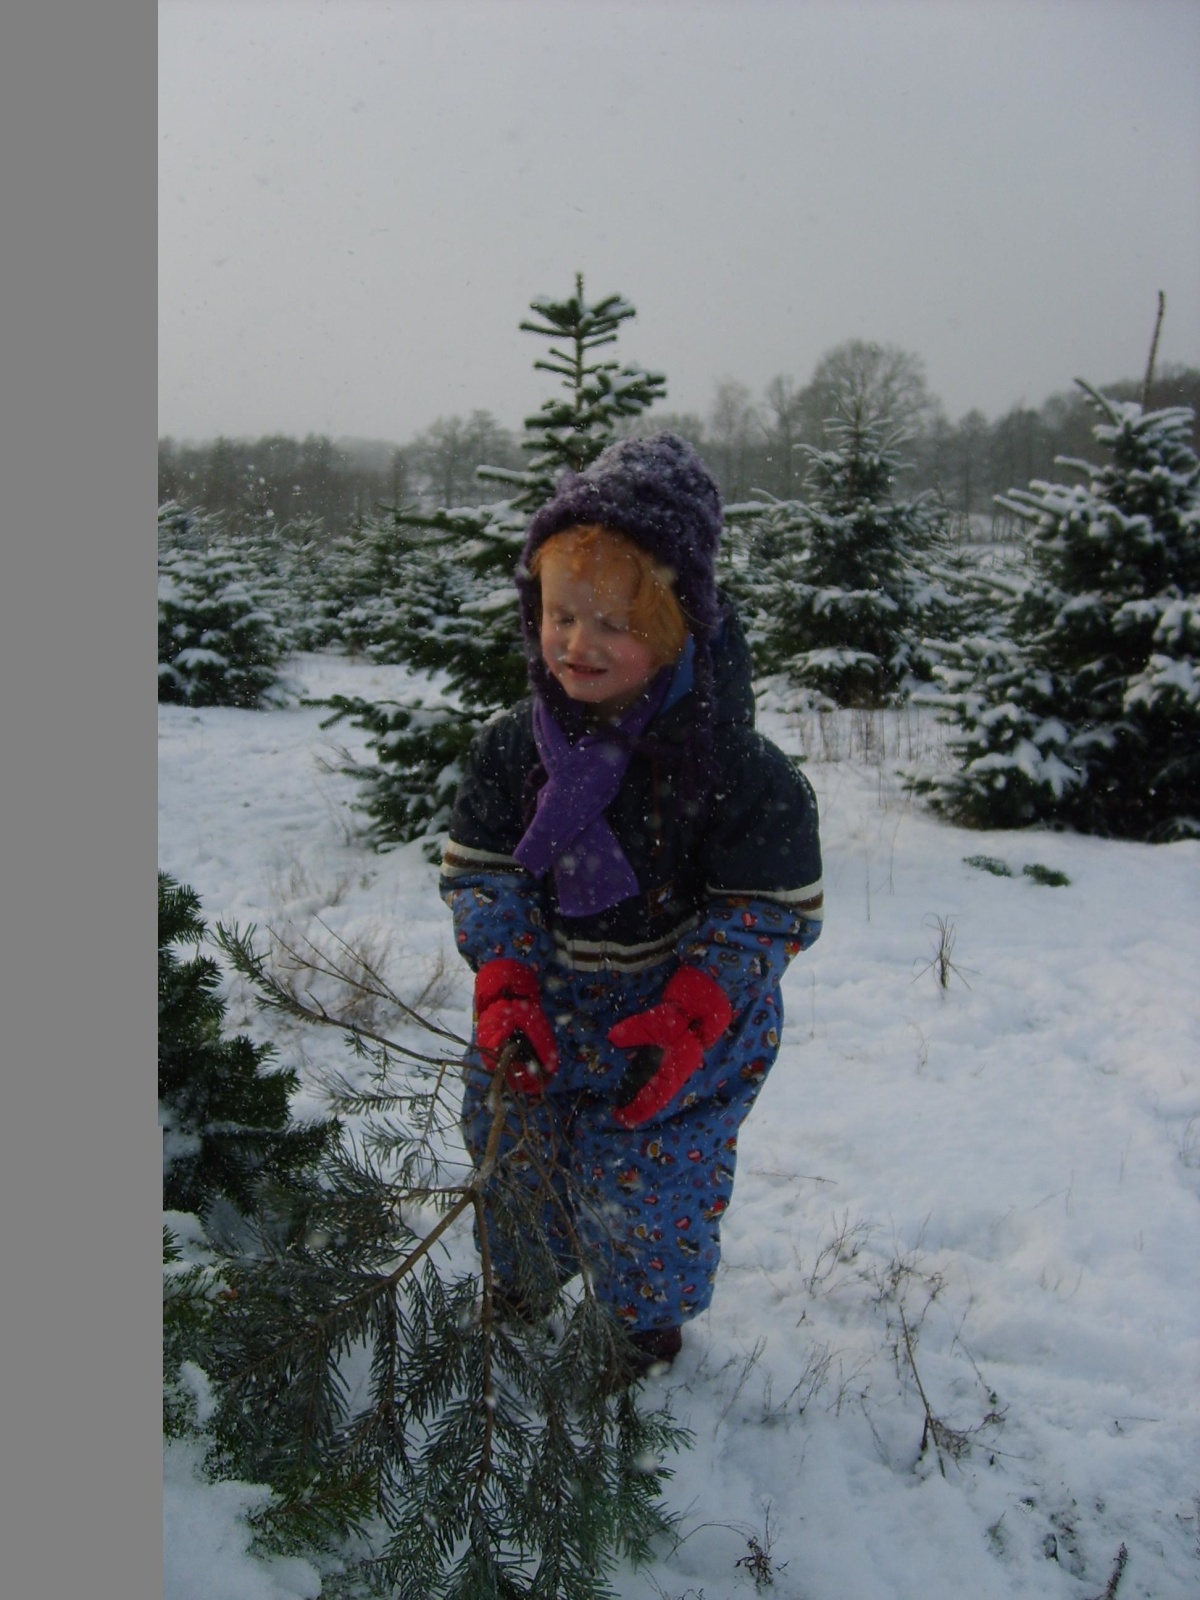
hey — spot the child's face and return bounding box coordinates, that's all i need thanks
[539,556,661,719]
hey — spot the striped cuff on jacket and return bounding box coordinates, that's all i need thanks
[551,915,701,975]
[441,838,526,878]
[706,878,824,923]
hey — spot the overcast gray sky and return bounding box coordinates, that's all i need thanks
[159,0,1200,446]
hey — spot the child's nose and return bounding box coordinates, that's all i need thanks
[567,620,598,654]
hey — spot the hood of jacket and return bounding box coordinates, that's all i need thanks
[654,600,755,741]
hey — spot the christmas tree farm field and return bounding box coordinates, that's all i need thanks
[160,653,1200,1600]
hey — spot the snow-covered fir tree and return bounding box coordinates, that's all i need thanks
[733,398,959,704]
[915,385,1200,839]
[157,499,213,553]
[325,274,666,849]
[719,492,800,670]
[321,512,482,670]
[158,873,333,1221]
[158,509,290,708]
[249,514,341,654]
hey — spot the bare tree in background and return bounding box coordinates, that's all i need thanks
[408,409,521,507]
[799,338,943,442]
[761,373,806,498]
[707,377,760,501]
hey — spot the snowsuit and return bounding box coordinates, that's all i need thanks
[440,609,823,1333]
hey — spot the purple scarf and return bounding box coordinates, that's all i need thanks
[513,669,674,917]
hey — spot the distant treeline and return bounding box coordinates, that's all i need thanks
[157,412,523,541]
[159,356,1200,542]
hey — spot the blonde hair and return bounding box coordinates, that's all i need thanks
[529,523,689,667]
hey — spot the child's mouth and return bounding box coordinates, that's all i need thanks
[564,663,605,678]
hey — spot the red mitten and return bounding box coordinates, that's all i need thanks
[474,959,559,1096]
[608,966,734,1128]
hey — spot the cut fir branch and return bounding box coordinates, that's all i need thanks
[213,914,472,1189]
[169,880,688,1589]
[220,1067,514,1400]
[213,917,469,1066]
[194,939,689,1595]
[226,1141,684,1593]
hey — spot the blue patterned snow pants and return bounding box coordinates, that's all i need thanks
[462,968,783,1334]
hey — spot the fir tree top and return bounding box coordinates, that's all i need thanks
[487,271,668,508]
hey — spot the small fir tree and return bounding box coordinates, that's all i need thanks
[163,1222,219,1441]
[159,500,346,656]
[290,523,402,658]
[160,874,334,1493]
[250,514,340,655]
[720,494,806,674]
[327,514,475,666]
[159,871,333,1219]
[916,385,1200,839]
[736,396,959,704]
[158,518,290,708]
[157,499,213,553]
[323,274,666,851]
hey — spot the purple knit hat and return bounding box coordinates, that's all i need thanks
[515,431,726,797]
[516,431,723,650]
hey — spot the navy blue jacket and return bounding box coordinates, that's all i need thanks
[441,611,823,1042]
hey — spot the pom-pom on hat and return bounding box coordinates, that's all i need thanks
[516,432,724,655]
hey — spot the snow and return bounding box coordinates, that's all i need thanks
[160,653,1200,1599]
[163,1440,322,1600]
[462,585,520,616]
[171,647,229,670]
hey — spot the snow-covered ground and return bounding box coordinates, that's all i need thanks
[160,654,1200,1600]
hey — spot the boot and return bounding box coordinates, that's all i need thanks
[629,1324,682,1376]
[601,1324,683,1389]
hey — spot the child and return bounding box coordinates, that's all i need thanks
[440,433,823,1378]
